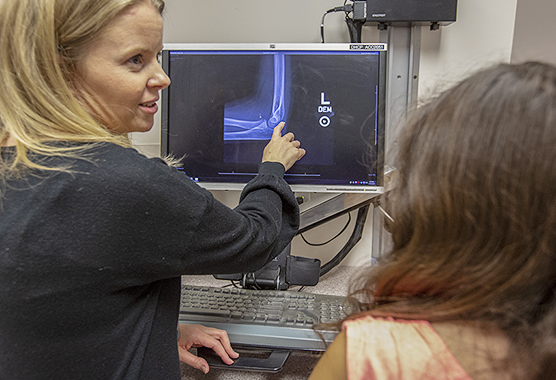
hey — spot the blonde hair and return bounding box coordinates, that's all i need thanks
[0,0,165,175]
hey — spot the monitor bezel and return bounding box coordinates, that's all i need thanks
[161,43,387,194]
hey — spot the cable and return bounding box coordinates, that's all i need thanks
[345,15,364,43]
[344,0,367,42]
[300,212,352,246]
[319,204,370,277]
[320,3,353,43]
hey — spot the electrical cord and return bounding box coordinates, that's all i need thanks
[300,212,352,246]
[320,2,353,43]
[319,204,370,277]
[344,0,366,43]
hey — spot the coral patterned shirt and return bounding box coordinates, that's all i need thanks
[343,316,473,380]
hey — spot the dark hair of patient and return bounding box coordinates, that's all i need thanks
[345,61,556,378]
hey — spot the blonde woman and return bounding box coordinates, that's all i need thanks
[0,0,305,378]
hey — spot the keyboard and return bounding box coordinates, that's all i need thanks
[179,284,349,351]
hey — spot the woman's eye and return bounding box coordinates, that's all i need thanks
[128,55,143,65]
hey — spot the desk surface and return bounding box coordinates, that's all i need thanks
[179,265,366,379]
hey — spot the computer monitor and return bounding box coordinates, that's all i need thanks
[160,43,387,194]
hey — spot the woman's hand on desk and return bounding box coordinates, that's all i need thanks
[177,324,239,374]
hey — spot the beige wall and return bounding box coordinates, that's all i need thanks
[162,0,354,44]
[131,0,521,266]
[418,0,517,100]
[511,0,556,65]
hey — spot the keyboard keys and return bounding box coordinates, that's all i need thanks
[179,285,347,328]
[180,307,230,317]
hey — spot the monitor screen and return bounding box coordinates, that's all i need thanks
[161,43,387,193]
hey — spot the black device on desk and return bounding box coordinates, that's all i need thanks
[161,43,386,371]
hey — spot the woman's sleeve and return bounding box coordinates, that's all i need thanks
[115,157,300,278]
[308,330,348,380]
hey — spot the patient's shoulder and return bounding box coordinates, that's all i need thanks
[432,321,510,380]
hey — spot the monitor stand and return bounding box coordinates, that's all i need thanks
[214,192,379,290]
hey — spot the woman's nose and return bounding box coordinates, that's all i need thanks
[148,65,171,90]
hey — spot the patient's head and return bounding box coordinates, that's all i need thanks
[359,62,556,327]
